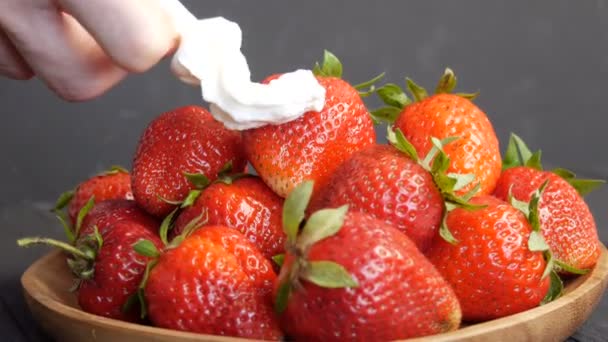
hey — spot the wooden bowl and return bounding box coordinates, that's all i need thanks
[22,245,608,342]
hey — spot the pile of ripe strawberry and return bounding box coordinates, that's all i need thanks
[19,51,605,341]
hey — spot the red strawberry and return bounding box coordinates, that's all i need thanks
[172,176,285,259]
[53,166,133,226]
[79,199,159,238]
[275,182,461,341]
[426,196,550,321]
[141,226,282,339]
[494,167,601,272]
[311,144,443,252]
[18,221,162,322]
[132,105,246,217]
[77,222,162,321]
[376,69,501,196]
[494,133,604,273]
[243,51,376,197]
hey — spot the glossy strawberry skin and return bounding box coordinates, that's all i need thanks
[394,93,501,196]
[427,196,549,321]
[243,76,376,198]
[132,106,247,217]
[79,199,159,239]
[172,177,285,259]
[77,221,162,322]
[493,167,601,271]
[68,171,133,225]
[312,144,443,252]
[277,212,461,341]
[145,226,282,340]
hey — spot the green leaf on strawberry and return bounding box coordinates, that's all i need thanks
[302,261,358,288]
[503,133,605,195]
[272,254,285,268]
[75,196,95,237]
[406,78,428,102]
[184,172,211,189]
[133,240,160,258]
[159,208,179,246]
[276,181,358,314]
[372,68,479,124]
[376,83,410,109]
[370,107,402,124]
[387,127,419,161]
[387,128,485,244]
[435,68,457,94]
[313,50,343,78]
[298,205,348,249]
[541,270,563,305]
[354,72,386,98]
[103,165,129,175]
[282,181,314,244]
[52,190,74,213]
[552,168,605,196]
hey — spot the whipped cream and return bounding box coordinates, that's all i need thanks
[158,1,326,130]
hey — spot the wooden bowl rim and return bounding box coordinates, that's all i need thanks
[22,244,608,341]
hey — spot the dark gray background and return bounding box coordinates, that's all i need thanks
[0,1,606,341]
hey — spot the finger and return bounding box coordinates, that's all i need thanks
[0,1,127,101]
[0,30,33,79]
[58,0,179,73]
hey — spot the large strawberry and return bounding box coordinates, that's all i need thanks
[135,225,282,339]
[426,195,552,321]
[275,182,461,341]
[18,221,162,322]
[312,127,483,250]
[311,144,444,251]
[132,105,246,217]
[243,51,377,197]
[494,134,604,272]
[171,175,285,259]
[375,69,501,196]
[52,166,133,226]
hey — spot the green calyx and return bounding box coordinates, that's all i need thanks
[312,49,385,100]
[127,240,161,318]
[101,165,129,176]
[372,68,479,124]
[313,50,343,78]
[502,133,605,196]
[387,127,484,245]
[17,225,103,287]
[275,181,358,314]
[507,181,590,304]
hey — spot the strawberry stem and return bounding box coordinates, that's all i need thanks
[17,237,94,260]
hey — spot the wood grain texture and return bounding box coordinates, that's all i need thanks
[22,245,608,342]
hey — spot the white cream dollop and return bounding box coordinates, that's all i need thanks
[158,1,326,130]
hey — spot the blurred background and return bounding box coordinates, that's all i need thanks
[0,1,606,340]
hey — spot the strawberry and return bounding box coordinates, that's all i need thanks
[18,221,162,322]
[426,195,551,321]
[171,175,285,260]
[311,144,444,252]
[136,225,282,339]
[52,166,133,226]
[242,51,377,197]
[494,134,604,272]
[131,105,246,217]
[375,69,501,196]
[275,182,461,341]
[79,199,159,239]
[312,125,484,250]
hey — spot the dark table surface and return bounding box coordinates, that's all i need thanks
[2,187,607,341]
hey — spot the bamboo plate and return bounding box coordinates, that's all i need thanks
[22,245,608,342]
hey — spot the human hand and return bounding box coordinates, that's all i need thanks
[0,0,179,101]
